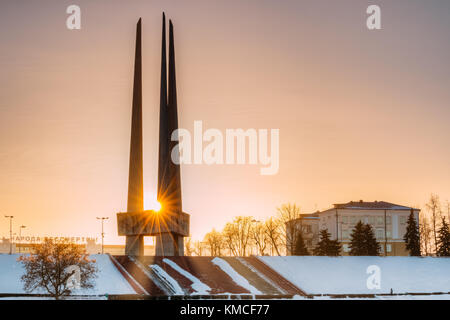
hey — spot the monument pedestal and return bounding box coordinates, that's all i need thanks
[125,235,144,257]
[155,233,184,256]
[117,210,189,256]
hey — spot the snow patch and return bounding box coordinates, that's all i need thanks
[149,264,184,295]
[237,257,285,294]
[211,257,262,295]
[163,258,211,294]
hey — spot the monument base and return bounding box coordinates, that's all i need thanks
[117,210,189,257]
[155,232,184,256]
[125,234,144,257]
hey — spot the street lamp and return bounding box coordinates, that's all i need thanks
[96,217,109,254]
[4,215,14,254]
[19,225,26,253]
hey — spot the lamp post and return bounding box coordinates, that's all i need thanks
[96,217,109,254]
[19,225,26,254]
[4,216,14,254]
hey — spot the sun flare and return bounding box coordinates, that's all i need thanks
[154,201,162,212]
[144,193,162,212]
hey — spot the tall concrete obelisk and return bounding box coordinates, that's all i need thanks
[158,14,169,206]
[167,20,183,215]
[125,18,144,257]
[156,16,184,256]
[117,15,189,257]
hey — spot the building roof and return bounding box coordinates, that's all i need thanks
[287,213,319,224]
[330,200,418,211]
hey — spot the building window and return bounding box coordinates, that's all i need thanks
[342,230,349,240]
[400,216,406,224]
[376,217,383,225]
[343,244,350,252]
[386,216,391,224]
[350,216,357,224]
[368,216,376,224]
[387,244,392,252]
[376,229,384,239]
[342,216,348,224]
[386,231,391,239]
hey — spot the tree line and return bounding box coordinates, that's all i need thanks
[419,194,450,256]
[185,203,303,257]
[188,195,450,257]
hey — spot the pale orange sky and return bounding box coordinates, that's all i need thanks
[0,0,449,244]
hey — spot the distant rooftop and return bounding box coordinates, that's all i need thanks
[288,201,419,223]
[287,213,319,224]
[331,200,418,211]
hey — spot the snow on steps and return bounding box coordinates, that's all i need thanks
[111,256,165,295]
[211,257,262,294]
[162,258,211,295]
[121,256,300,295]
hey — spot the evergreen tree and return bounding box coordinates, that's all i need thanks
[349,221,367,256]
[293,232,310,256]
[364,224,381,256]
[349,221,380,256]
[403,210,421,256]
[313,229,341,256]
[436,217,450,257]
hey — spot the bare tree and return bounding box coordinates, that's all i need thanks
[19,239,97,299]
[184,237,194,256]
[222,216,253,256]
[263,217,282,256]
[193,240,206,256]
[250,221,269,256]
[425,194,442,253]
[419,214,432,256]
[446,200,450,226]
[276,203,302,254]
[204,229,224,256]
[222,222,236,256]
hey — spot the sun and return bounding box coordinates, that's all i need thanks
[154,201,162,212]
[144,192,162,212]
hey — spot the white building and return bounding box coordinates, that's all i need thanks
[288,200,420,256]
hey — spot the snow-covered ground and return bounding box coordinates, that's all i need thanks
[212,257,262,295]
[0,254,135,295]
[149,263,185,295]
[259,256,450,295]
[3,254,448,299]
[163,258,211,295]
